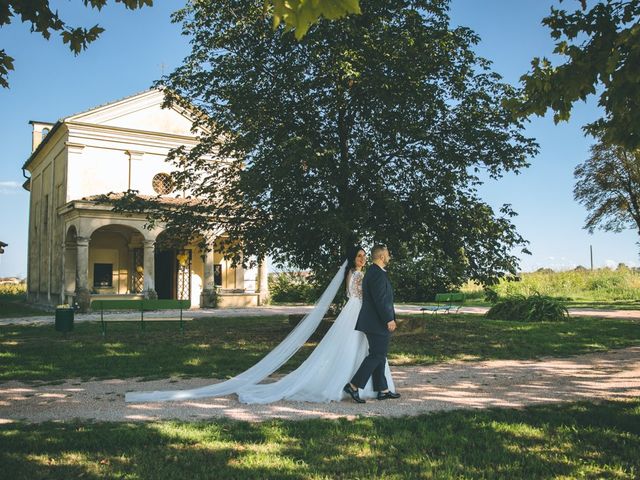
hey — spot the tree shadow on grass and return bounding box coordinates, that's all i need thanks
[1,400,639,479]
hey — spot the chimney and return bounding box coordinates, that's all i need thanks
[29,121,55,152]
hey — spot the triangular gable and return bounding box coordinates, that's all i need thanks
[65,89,197,137]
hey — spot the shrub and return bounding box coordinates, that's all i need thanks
[0,282,27,299]
[268,272,318,304]
[486,293,569,322]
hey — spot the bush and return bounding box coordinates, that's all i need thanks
[0,282,27,300]
[268,272,318,304]
[486,293,569,322]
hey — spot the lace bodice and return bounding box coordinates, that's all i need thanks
[347,270,363,299]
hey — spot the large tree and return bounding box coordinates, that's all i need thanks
[0,0,153,88]
[574,138,640,236]
[510,0,640,150]
[113,0,537,288]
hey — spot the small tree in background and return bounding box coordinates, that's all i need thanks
[574,138,640,238]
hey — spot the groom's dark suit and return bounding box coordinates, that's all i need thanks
[351,263,396,391]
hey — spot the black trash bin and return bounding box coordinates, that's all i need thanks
[55,307,74,333]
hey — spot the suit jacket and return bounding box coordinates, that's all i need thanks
[355,263,396,335]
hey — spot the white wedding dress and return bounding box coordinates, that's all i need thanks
[125,261,394,403]
[237,270,395,403]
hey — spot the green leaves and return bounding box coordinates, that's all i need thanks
[513,0,640,150]
[268,0,361,39]
[0,0,153,88]
[0,50,14,89]
[61,26,106,55]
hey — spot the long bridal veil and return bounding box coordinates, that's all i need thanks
[125,261,348,402]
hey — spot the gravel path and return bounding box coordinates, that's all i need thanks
[3,304,640,327]
[1,347,638,424]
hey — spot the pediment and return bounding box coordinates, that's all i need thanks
[65,89,197,137]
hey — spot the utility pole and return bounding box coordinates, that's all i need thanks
[590,244,593,271]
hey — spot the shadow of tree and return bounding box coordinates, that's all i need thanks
[1,400,639,479]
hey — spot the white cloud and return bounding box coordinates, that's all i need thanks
[0,181,23,194]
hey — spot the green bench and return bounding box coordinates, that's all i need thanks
[420,293,465,317]
[91,299,192,336]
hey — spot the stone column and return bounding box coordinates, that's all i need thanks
[60,242,66,304]
[75,236,91,312]
[235,254,244,291]
[143,240,157,299]
[202,246,216,307]
[257,257,269,306]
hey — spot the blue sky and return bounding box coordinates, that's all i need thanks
[1,0,638,278]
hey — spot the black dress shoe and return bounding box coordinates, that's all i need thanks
[377,390,401,400]
[343,383,366,403]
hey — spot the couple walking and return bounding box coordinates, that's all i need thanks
[126,245,400,404]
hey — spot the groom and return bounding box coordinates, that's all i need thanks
[344,245,401,403]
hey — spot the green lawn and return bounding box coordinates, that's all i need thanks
[1,314,640,382]
[1,399,639,479]
[0,298,47,318]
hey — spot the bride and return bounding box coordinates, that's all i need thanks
[238,246,394,403]
[125,246,394,403]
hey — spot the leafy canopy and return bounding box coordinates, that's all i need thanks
[0,0,153,88]
[509,0,640,149]
[112,0,537,288]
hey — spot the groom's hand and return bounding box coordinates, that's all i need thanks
[387,320,396,332]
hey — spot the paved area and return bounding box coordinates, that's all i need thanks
[3,304,640,326]
[1,347,638,424]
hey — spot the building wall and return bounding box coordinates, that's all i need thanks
[24,90,261,308]
[26,127,68,304]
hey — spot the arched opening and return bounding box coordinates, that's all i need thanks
[89,224,145,295]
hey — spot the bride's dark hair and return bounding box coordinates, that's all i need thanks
[344,245,365,284]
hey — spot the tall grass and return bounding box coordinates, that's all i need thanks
[0,282,27,299]
[462,267,640,303]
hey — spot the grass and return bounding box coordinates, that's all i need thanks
[461,266,640,306]
[0,283,47,318]
[2,314,640,382]
[1,399,639,479]
[390,314,640,365]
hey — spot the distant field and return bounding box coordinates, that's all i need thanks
[461,267,640,307]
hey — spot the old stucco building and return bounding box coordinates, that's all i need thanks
[23,89,268,310]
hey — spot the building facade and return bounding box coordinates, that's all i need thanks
[23,89,268,310]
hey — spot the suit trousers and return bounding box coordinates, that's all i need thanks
[351,332,390,391]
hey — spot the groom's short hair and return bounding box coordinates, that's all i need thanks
[371,244,387,260]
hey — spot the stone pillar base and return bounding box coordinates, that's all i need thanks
[144,289,158,300]
[202,288,218,308]
[75,288,92,313]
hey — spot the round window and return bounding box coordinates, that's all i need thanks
[152,173,174,195]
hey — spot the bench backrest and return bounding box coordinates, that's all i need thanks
[91,299,191,310]
[92,299,143,310]
[435,292,465,303]
[143,299,191,310]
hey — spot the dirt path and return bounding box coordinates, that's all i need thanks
[1,347,638,424]
[3,304,640,327]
